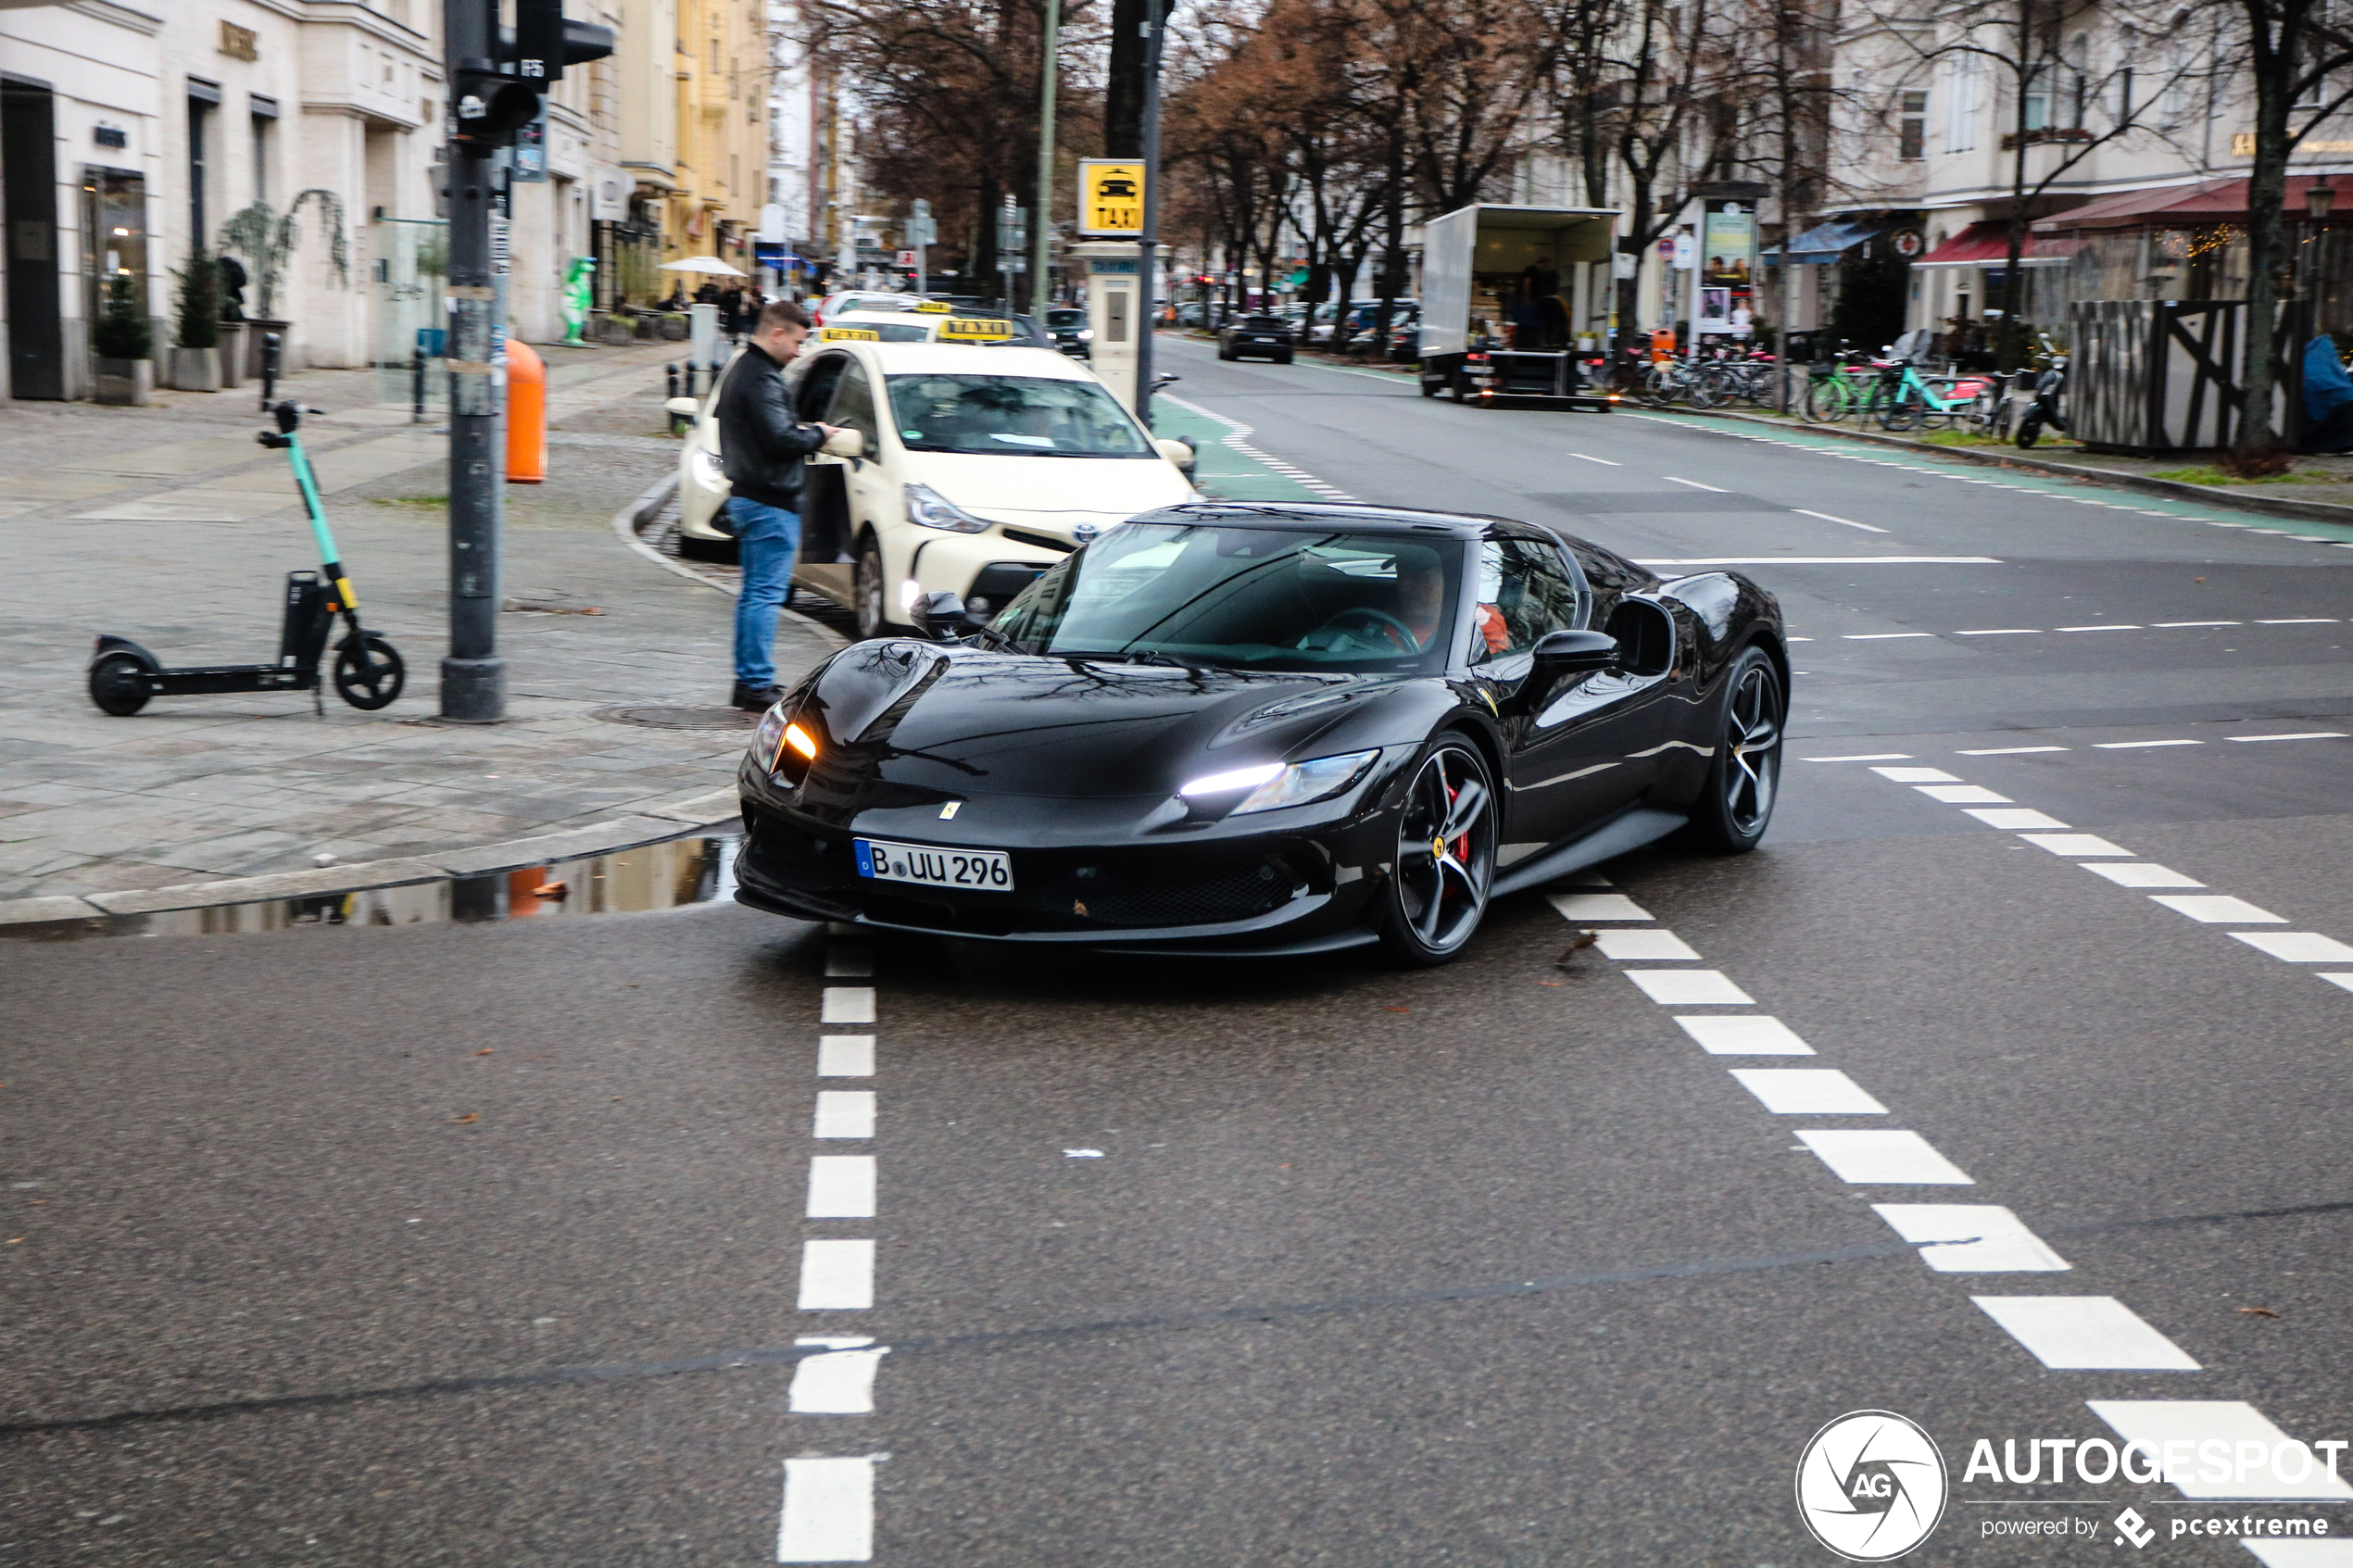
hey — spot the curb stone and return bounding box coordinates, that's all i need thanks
[1644,407,2353,530]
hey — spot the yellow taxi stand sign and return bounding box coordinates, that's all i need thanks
[1079,159,1146,236]
[939,317,1013,341]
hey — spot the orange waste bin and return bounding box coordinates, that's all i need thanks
[507,337,547,483]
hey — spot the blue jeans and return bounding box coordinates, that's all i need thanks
[729,498,801,690]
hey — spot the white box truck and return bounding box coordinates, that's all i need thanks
[1417,203,1620,408]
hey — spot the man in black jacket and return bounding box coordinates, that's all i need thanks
[715,298,842,709]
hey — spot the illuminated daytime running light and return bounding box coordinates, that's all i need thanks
[1179,761,1285,797]
[1177,749,1381,814]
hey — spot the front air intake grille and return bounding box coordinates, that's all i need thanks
[1001,526,1076,554]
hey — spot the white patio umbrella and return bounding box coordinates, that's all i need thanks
[659,257,748,277]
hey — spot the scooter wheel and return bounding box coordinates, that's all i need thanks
[89,651,152,716]
[333,633,406,710]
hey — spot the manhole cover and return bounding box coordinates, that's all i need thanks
[592,705,756,730]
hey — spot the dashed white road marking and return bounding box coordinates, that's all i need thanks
[787,1339,889,1414]
[2057,623,2144,632]
[2323,974,2353,994]
[1845,632,1934,640]
[777,1456,877,1561]
[798,1239,877,1310]
[807,1156,878,1218]
[1871,766,1957,782]
[814,1090,877,1139]
[1155,393,1357,500]
[2083,862,2206,888]
[1792,508,1888,533]
[1796,1129,1975,1185]
[1625,969,1754,1005]
[2096,738,2202,749]
[821,987,877,1024]
[2150,895,2285,924]
[1729,1069,1888,1115]
[1955,628,2041,636]
[1917,784,2010,803]
[1957,745,2068,754]
[2232,731,2348,742]
[1972,1297,2201,1370]
[1965,808,2071,830]
[1546,892,1653,921]
[1674,1015,1816,1055]
[1590,928,1700,960]
[2256,617,2341,624]
[2155,619,2240,627]
[2018,833,2134,857]
[2089,1402,2353,1500]
[1871,1205,2070,1272]
[818,1035,876,1076]
[1806,752,1914,762]
[1568,452,1620,465]
[2230,931,2353,962]
[1662,475,1729,491]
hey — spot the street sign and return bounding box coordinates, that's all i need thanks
[1078,160,1146,236]
[895,249,917,268]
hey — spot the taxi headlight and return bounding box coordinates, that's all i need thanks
[690,446,727,491]
[1177,749,1380,815]
[904,482,992,533]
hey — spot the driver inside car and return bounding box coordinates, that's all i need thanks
[1396,554,1508,655]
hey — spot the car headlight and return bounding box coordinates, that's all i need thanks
[690,446,726,491]
[752,702,788,768]
[904,483,991,533]
[1077,328,1094,342]
[1178,749,1380,815]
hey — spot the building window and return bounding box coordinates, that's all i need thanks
[189,95,211,245]
[1899,90,1927,159]
[1945,57,1982,152]
[2022,64,2049,131]
[251,110,274,207]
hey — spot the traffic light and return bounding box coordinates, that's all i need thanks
[452,0,616,150]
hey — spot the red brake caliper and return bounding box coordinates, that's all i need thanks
[1446,778,1470,863]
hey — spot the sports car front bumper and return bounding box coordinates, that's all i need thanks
[733,758,1402,953]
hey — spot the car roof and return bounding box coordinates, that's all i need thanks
[816,341,1101,379]
[1126,501,1557,539]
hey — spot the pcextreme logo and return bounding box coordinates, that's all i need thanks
[1796,1411,1952,1561]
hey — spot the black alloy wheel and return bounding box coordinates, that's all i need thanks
[1378,737,1497,965]
[88,651,152,716]
[1688,646,1782,853]
[854,535,895,640]
[333,633,407,710]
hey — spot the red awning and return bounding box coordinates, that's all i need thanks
[1912,220,2084,268]
[2032,174,2353,232]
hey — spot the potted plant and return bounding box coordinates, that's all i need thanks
[92,272,153,405]
[166,248,222,392]
[217,189,350,380]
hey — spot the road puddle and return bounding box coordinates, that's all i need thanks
[6,834,740,943]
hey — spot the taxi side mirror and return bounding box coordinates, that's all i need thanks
[664,396,698,417]
[1155,438,1196,482]
[823,428,866,459]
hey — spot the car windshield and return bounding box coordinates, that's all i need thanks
[1046,308,1086,327]
[1239,316,1287,329]
[886,374,1154,457]
[988,523,1463,672]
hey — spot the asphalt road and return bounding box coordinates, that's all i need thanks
[5,342,2350,1567]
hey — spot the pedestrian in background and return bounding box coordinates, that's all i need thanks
[713,299,844,710]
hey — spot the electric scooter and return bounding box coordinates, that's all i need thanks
[87,401,406,716]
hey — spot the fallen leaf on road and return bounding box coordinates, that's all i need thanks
[1557,932,1599,968]
[5,1237,22,1245]
[1381,1005,1411,1013]
[475,1048,493,1056]
[448,1113,480,1124]
[1536,981,1562,986]
[2238,1306,2280,1317]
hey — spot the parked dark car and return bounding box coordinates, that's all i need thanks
[1217,313,1296,364]
[1044,307,1091,358]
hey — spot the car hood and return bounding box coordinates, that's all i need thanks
[893,450,1192,516]
[793,644,1416,807]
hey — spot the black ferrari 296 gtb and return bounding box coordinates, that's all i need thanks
[735,502,1788,964]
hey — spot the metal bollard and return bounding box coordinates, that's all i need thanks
[258,331,281,413]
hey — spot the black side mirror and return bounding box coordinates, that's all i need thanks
[1529,628,1618,676]
[915,591,968,641]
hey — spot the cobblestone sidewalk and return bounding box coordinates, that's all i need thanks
[0,343,837,909]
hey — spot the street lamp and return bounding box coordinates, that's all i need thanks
[2308,175,2335,220]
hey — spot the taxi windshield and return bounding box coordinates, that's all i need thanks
[886,374,1154,457]
[988,524,1462,672]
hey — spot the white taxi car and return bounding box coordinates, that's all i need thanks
[669,339,1194,637]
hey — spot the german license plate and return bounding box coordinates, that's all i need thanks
[853,838,1013,891]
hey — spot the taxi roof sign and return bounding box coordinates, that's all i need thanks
[939,316,1013,340]
[1079,160,1146,237]
[914,300,953,313]
[818,326,881,341]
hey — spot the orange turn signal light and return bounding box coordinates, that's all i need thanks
[784,722,819,760]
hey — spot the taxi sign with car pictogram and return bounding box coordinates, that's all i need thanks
[1079,159,1147,235]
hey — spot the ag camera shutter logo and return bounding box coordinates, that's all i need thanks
[1795,1411,1949,1561]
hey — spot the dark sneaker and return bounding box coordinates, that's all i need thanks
[732,682,783,712]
